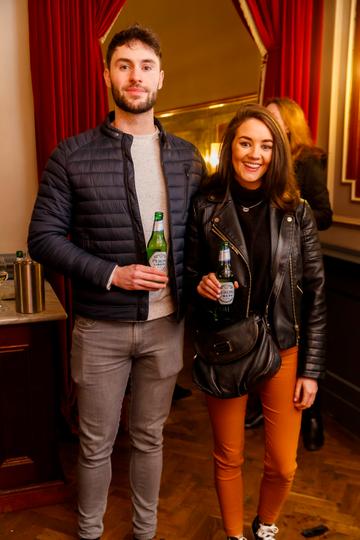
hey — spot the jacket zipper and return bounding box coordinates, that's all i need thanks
[159,144,178,314]
[289,253,300,344]
[121,137,144,257]
[212,223,252,317]
[184,164,190,210]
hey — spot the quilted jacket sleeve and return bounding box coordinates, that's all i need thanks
[184,198,205,300]
[28,141,116,289]
[298,202,327,379]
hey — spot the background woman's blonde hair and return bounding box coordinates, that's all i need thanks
[265,97,314,161]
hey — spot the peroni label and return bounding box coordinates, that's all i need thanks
[149,251,167,272]
[219,282,235,305]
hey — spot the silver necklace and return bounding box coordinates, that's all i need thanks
[240,199,264,213]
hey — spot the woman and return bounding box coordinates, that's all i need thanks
[266,97,332,231]
[185,104,326,540]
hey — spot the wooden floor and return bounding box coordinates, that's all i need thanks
[1,337,359,540]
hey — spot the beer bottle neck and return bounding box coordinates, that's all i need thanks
[152,220,164,232]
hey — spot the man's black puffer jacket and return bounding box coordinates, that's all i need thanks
[28,113,206,321]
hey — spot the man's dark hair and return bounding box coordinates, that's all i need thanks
[106,24,162,68]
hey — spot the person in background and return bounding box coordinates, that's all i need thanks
[266,98,332,230]
[245,97,330,451]
[185,103,327,540]
[28,24,206,540]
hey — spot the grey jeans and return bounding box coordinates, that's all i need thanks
[71,314,184,540]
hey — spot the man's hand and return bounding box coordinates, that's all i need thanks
[111,264,168,291]
[293,377,318,410]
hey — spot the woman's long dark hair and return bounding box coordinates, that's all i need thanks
[205,103,300,211]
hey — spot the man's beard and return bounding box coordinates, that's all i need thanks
[111,84,158,114]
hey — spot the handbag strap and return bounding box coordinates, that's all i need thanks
[264,213,295,325]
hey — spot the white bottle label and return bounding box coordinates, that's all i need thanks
[219,282,235,305]
[149,251,167,272]
[153,220,164,232]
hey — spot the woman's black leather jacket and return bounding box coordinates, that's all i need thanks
[185,190,327,380]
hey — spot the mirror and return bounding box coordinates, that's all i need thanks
[158,94,257,172]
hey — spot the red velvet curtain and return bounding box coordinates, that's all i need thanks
[28,0,126,429]
[235,0,324,141]
[28,0,126,177]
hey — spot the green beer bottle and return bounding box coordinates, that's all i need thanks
[217,242,235,316]
[147,211,167,272]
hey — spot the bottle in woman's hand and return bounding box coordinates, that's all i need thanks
[216,242,235,321]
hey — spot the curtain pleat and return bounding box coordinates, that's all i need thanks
[236,0,324,141]
[28,0,126,177]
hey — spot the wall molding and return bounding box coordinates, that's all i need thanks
[332,214,360,227]
[342,0,360,202]
[327,0,360,226]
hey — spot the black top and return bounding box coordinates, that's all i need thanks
[295,148,332,230]
[231,181,271,315]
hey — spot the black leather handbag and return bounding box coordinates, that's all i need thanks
[193,314,281,398]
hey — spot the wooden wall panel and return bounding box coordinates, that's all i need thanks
[322,254,360,435]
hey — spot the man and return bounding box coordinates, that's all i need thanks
[28,24,206,540]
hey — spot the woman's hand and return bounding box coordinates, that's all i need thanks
[197,272,239,301]
[293,377,318,410]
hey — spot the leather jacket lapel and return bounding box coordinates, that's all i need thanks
[270,207,279,279]
[209,195,249,265]
[210,201,295,281]
[270,207,295,281]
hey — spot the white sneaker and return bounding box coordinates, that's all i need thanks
[252,516,279,539]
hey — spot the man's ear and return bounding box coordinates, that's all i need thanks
[104,68,111,89]
[158,70,164,90]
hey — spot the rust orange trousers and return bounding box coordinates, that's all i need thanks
[206,346,301,537]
